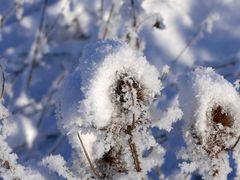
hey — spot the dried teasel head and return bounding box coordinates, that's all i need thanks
[95,146,127,178]
[74,42,163,178]
[109,69,151,130]
[191,105,238,158]
[204,106,235,158]
[179,68,240,179]
[110,70,147,113]
[93,70,153,177]
[0,159,10,170]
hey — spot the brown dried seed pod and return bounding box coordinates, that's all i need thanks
[96,146,127,178]
[190,105,238,158]
[0,159,10,170]
[96,71,148,177]
[212,106,233,127]
[112,71,146,108]
[203,106,235,157]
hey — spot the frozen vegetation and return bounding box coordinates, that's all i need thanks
[1,0,240,179]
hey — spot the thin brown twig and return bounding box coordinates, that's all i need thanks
[77,132,102,178]
[26,0,48,89]
[100,0,104,20]
[211,60,237,69]
[173,27,202,63]
[227,135,240,151]
[173,4,215,64]
[127,113,141,172]
[45,135,65,155]
[0,3,18,28]
[36,71,66,127]
[0,65,4,99]
[102,3,114,39]
[126,90,142,172]
[131,0,137,27]
[45,0,71,37]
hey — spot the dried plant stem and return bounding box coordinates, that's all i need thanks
[77,132,101,178]
[45,135,65,156]
[0,65,4,99]
[128,136,141,172]
[100,0,104,20]
[46,0,71,37]
[228,135,240,151]
[130,0,137,27]
[26,0,48,89]
[0,3,18,28]
[173,27,201,63]
[127,113,141,172]
[173,5,215,64]
[102,3,114,39]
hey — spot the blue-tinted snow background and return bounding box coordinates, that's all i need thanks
[1,0,240,179]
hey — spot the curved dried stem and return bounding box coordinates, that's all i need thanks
[77,132,102,178]
[0,65,4,99]
[26,0,48,89]
[227,135,240,151]
[126,89,142,172]
[102,3,114,39]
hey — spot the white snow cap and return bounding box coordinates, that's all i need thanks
[56,40,165,178]
[80,40,162,128]
[179,67,240,138]
[178,67,240,179]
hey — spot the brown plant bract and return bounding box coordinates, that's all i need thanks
[203,106,234,157]
[191,106,237,159]
[0,159,10,170]
[0,159,21,180]
[212,106,233,127]
[95,71,146,178]
[114,71,145,109]
[190,106,237,177]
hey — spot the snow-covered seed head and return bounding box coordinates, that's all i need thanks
[111,70,147,113]
[190,104,237,159]
[179,67,240,156]
[179,67,240,179]
[202,105,235,158]
[211,106,233,127]
[95,146,127,177]
[94,70,147,177]
[75,42,163,178]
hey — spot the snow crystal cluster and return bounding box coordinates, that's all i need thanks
[178,67,240,180]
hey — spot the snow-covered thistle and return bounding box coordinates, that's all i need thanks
[57,40,166,179]
[178,67,240,180]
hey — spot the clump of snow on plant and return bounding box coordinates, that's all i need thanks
[79,41,164,178]
[179,67,240,140]
[41,155,77,180]
[56,67,93,179]
[80,41,162,128]
[0,136,45,180]
[0,100,45,179]
[0,103,8,121]
[57,40,167,179]
[178,67,240,179]
[152,97,183,132]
